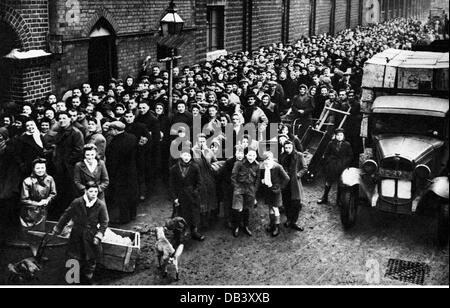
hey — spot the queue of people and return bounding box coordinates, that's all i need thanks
[0,18,438,282]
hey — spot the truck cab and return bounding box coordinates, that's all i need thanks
[338,49,449,246]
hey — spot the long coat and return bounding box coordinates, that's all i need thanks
[192,146,218,214]
[259,163,290,207]
[20,174,57,229]
[105,132,139,206]
[73,160,109,201]
[169,160,202,227]
[54,197,109,261]
[15,134,45,177]
[323,139,353,183]
[53,126,84,174]
[280,151,306,201]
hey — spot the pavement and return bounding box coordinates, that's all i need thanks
[93,179,449,286]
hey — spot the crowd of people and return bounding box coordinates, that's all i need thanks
[0,18,440,282]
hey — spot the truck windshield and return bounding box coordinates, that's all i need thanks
[372,113,445,138]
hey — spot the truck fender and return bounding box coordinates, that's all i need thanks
[430,176,449,199]
[340,168,361,187]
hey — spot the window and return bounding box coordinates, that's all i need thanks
[207,6,225,52]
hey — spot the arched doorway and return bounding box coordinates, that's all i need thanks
[0,21,21,105]
[88,18,117,88]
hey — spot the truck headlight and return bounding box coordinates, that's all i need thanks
[362,160,378,175]
[397,180,412,199]
[415,164,431,179]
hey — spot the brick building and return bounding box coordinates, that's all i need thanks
[0,0,433,107]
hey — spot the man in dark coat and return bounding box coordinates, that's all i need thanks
[344,95,363,167]
[318,128,353,205]
[53,183,108,285]
[280,141,307,231]
[106,121,139,224]
[124,110,151,200]
[50,111,84,220]
[288,84,314,138]
[169,149,205,241]
[136,100,161,197]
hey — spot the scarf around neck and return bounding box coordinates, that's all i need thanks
[83,194,97,208]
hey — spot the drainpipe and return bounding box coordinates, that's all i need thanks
[243,0,247,51]
[286,0,290,43]
[248,0,253,52]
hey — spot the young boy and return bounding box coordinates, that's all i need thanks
[52,182,109,284]
[230,147,260,237]
[260,151,290,237]
[169,149,205,241]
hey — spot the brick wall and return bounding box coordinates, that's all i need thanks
[289,0,311,41]
[0,0,51,106]
[47,0,199,96]
[316,0,333,34]
[350,0,360,28]
[224,0,245,53]
[254,0,284,46]
[335,0,348,33]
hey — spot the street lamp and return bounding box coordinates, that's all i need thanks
[160,0,184,36]
[159,0,184,117]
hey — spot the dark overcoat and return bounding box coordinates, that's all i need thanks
[169,160,202,226]
[53,126,84,173]
[280,151,307,201]
[15,134,45,177]
[73,160,109,200]
[105,132,139,202]
[55,197,109,261]
[323,139,353,183]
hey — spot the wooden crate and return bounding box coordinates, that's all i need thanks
[98,228,141,273]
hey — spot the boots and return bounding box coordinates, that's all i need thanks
[318,185,331,204]
[288,201,304,231]
[191,226,205,241]
[271,215,281,237]
[266,214,275,233]
[242,209,252,237]
[232,210,241,238]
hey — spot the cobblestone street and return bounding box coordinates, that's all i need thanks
[95,180,449,286]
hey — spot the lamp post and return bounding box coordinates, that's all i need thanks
[159,0,184,117]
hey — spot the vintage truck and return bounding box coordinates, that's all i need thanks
[338,49,449,246]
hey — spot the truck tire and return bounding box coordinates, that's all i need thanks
[437,202,449,247]
[340,187,358,230]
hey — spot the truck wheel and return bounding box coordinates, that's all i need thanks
[340,187,358,230]
[437,202,449,247]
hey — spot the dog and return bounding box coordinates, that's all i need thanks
[7,233,50,284]
[164,217,189,247]
[153,227,184,281]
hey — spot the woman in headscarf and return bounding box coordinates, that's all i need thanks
[20,158,56,233]
[154,102,171,182]
[85,117,106,161]
[16,118,45,178]
[279,124,303,153]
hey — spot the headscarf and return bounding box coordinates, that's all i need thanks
[25,120,43,149]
